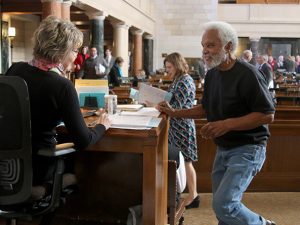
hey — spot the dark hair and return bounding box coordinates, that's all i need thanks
[115,56,124,65]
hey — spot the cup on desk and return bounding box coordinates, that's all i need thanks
[105,95,117,115]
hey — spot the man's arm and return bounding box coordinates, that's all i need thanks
[156,101,205,119]
[200,112,274,139]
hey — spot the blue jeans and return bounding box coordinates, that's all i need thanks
[212,144,267,225]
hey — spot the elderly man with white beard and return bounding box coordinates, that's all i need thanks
[157,21,276,225]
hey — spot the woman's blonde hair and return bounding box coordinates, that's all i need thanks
[164,52,189,77]
[33,16,83,63]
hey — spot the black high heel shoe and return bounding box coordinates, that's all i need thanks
[185,195,200,209]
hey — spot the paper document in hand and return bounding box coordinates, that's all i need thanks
[120,107,160,118]
[138,83,172,105]
[109,114,161,130]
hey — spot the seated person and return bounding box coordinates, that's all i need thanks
[5,16,111,186]
[132,69,146,87]
[108,56,124,87]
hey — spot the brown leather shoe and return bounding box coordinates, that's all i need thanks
[266,220,276,225]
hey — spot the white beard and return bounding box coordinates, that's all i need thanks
[205,48,227,70]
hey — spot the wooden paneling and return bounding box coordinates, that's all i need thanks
[267,0,299,3]
[237,0,266,3]
[194,107,300,192]
[56,117,169,225]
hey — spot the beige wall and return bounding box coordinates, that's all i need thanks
[7,15,39,66]
[218,4,300,38]
[153,0,218,69]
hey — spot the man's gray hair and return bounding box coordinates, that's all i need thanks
[203,21,238,53]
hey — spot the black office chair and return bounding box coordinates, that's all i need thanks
[0,76,76,225]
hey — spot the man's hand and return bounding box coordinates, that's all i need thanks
[200,120,230,139]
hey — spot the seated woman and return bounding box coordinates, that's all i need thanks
[108,56,124,87]
[132,69,146,87]
[5,16,111,185]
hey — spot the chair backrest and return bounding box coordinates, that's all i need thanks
[0,76,32,206]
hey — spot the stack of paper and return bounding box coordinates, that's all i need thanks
[117,104,144,111]
[108,113,161,130]
[120,107,160,118]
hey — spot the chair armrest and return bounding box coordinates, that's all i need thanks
[38,142,76,157]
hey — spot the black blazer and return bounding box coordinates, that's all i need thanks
[108,66,121,87]
[260,63,273,86]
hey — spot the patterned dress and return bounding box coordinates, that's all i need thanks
[168,74,197,161]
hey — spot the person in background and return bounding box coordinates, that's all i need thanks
[108,56,124,87]
[257,54,274,88]
[195,57,206,79]
[5,16,111,185]
[74,45,89,78]
[103,47,115,76]
[157,21,275,225]
[275,55,286,71]
[285,55,297,73]
[132,69,146,87]
[78,47,106,79]
[241,49,253,63]
[268,55,276,71]
[164,52,199,209]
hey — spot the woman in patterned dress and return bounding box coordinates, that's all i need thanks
[164,52,200,208]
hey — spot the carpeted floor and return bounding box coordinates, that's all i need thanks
[183,192,300,225]
[2,192,300,225]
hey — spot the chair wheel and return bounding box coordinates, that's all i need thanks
[179,216,184,225]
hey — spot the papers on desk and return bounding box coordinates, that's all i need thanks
[117,104,144,111]
[138,83,172,105]
[120,107,160,118]
[109,114,161,130]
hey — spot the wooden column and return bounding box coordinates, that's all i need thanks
[132,29,144,76]
[61,0,72,20]
[41,0,62,19]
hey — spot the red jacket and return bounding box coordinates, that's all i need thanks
[74,53,89,72]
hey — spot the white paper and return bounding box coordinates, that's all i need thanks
[108,114,161,130]
[138,83,171,105]
[120,107,160,118]
[117,104,144,111]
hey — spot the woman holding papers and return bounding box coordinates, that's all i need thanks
[164,52,199,209]
[5,16,111,185]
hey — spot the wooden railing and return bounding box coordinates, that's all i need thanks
[236,0,300,3]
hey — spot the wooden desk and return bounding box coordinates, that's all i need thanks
[58,117,168,225]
